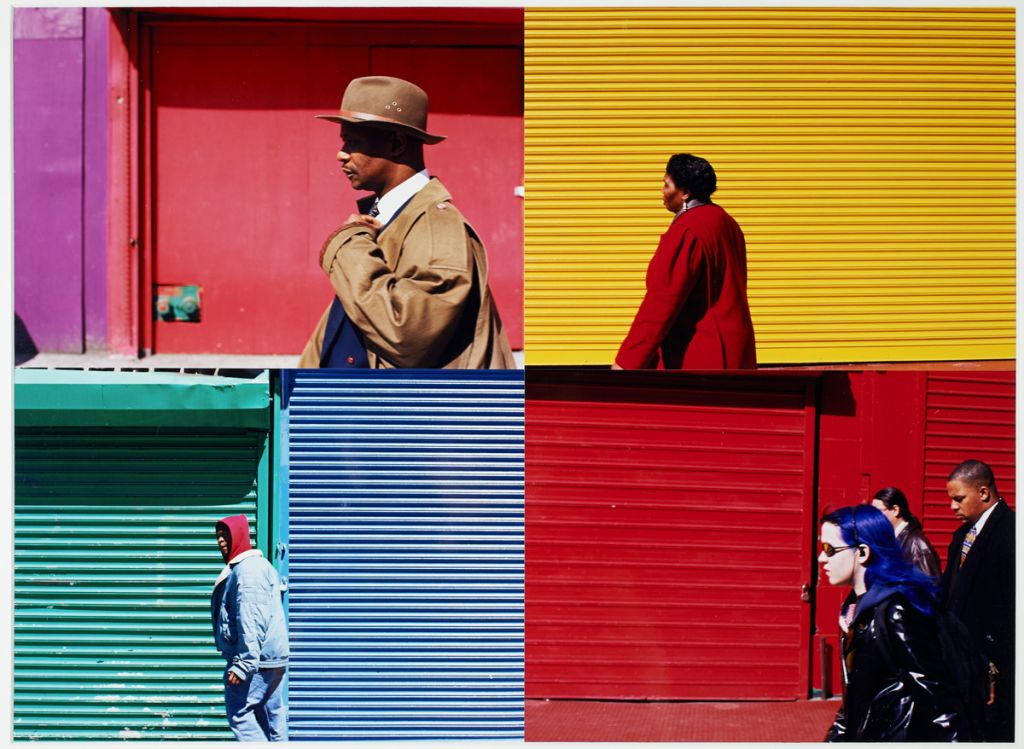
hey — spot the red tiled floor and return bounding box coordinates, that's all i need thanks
[526,698,841,742]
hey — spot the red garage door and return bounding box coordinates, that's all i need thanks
[921,371,1015,567]
[146,16,523,355]
[526,373,817,700]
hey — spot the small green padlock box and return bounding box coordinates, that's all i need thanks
[155,284,202,322]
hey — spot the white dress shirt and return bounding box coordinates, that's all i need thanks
[374,168,430,225]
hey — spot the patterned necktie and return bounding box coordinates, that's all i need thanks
[368,199,380,218]
[959,524,978,567]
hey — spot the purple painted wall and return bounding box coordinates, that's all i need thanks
[14,7,108,354]
[84,8,109,349]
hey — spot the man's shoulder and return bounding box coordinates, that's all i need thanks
[904,525,933,548]
[993,500,1015,522]
[986,502,1015,545]
[232,553,276,579]
[403,179,476,240]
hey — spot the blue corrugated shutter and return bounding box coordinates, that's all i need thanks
[282,370,525,740]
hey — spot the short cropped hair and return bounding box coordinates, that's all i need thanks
[947,459,998,495]
[666,153,717,202]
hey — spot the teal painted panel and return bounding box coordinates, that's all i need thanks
[14,428,267,740]
[14,370,270,428]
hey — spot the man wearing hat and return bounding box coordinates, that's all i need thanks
[298,76,514,369]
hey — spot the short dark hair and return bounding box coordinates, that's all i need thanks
[873,486,918,526]
[666,153,717,202]
[948,459,998,494]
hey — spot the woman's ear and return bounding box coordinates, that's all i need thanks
[857,544,871,563]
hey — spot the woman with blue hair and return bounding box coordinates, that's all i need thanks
[819,504,968,741]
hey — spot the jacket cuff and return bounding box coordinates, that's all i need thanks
[321,225,374,274]
[614,345,648,370]
[228,664,250,681]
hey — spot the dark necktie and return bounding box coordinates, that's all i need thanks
[368,199,380,218]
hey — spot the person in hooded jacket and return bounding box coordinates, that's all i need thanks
[212,514,289,741]
[819,504,969,742]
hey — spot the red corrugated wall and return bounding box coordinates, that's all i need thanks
[526,372,818,700]
[922,371,1016,565]
[525,369,1015,702]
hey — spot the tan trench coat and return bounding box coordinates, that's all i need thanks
[299,178,514,369]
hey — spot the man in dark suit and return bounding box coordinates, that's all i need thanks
[942,459,1015,741]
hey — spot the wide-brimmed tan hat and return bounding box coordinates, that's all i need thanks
[316,76,445,145]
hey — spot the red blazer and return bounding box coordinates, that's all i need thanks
[615,203,757,369]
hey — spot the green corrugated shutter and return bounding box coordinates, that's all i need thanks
[14,427,268,740]
[525,7,1015,365]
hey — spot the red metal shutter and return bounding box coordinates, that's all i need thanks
[526,373,817,700]
[921,371,1015,567]
[145,17,523,355]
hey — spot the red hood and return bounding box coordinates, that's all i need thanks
[215,514,253,563]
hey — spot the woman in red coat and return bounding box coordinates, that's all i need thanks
[614,154,757,370]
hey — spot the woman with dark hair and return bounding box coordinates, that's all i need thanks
[870,486,941,578]
[613,153,757,370]
[819,504,968,741]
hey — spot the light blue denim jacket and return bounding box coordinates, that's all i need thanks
[212,551,289,680]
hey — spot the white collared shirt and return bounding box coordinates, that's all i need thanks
[970,498,1001,537]
[893,520,908,537]
[375,168,430,225]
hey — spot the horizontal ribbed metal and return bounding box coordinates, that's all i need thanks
[526,375,814,699]
[14,429,265,740]
[285,371,524,740]
[921,372,1016,566]
[524,7,1015,364]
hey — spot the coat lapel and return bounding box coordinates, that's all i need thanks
[318,190,420,367]
[950,501,1008,605]
[319,297,347,366]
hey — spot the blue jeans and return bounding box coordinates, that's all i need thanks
[224,667,287,741]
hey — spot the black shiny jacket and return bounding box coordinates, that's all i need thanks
[826,586,970,742]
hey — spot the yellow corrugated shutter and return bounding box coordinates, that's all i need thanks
[525,8,1015,365]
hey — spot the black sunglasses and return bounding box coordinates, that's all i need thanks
[821,542,857,557]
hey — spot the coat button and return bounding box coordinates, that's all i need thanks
[346,356,355,365]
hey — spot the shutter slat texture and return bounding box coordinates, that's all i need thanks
[286,371,524,740]
[921,372,1015,567]
[14,429,265,741]
[525,8,1015,364]
[526,376,813,699]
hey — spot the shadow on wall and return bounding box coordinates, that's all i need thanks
[525,368,825,412]
[818,372,857,418]
[15,314,39,365]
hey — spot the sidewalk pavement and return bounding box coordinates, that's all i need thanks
[526,698,840,742]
